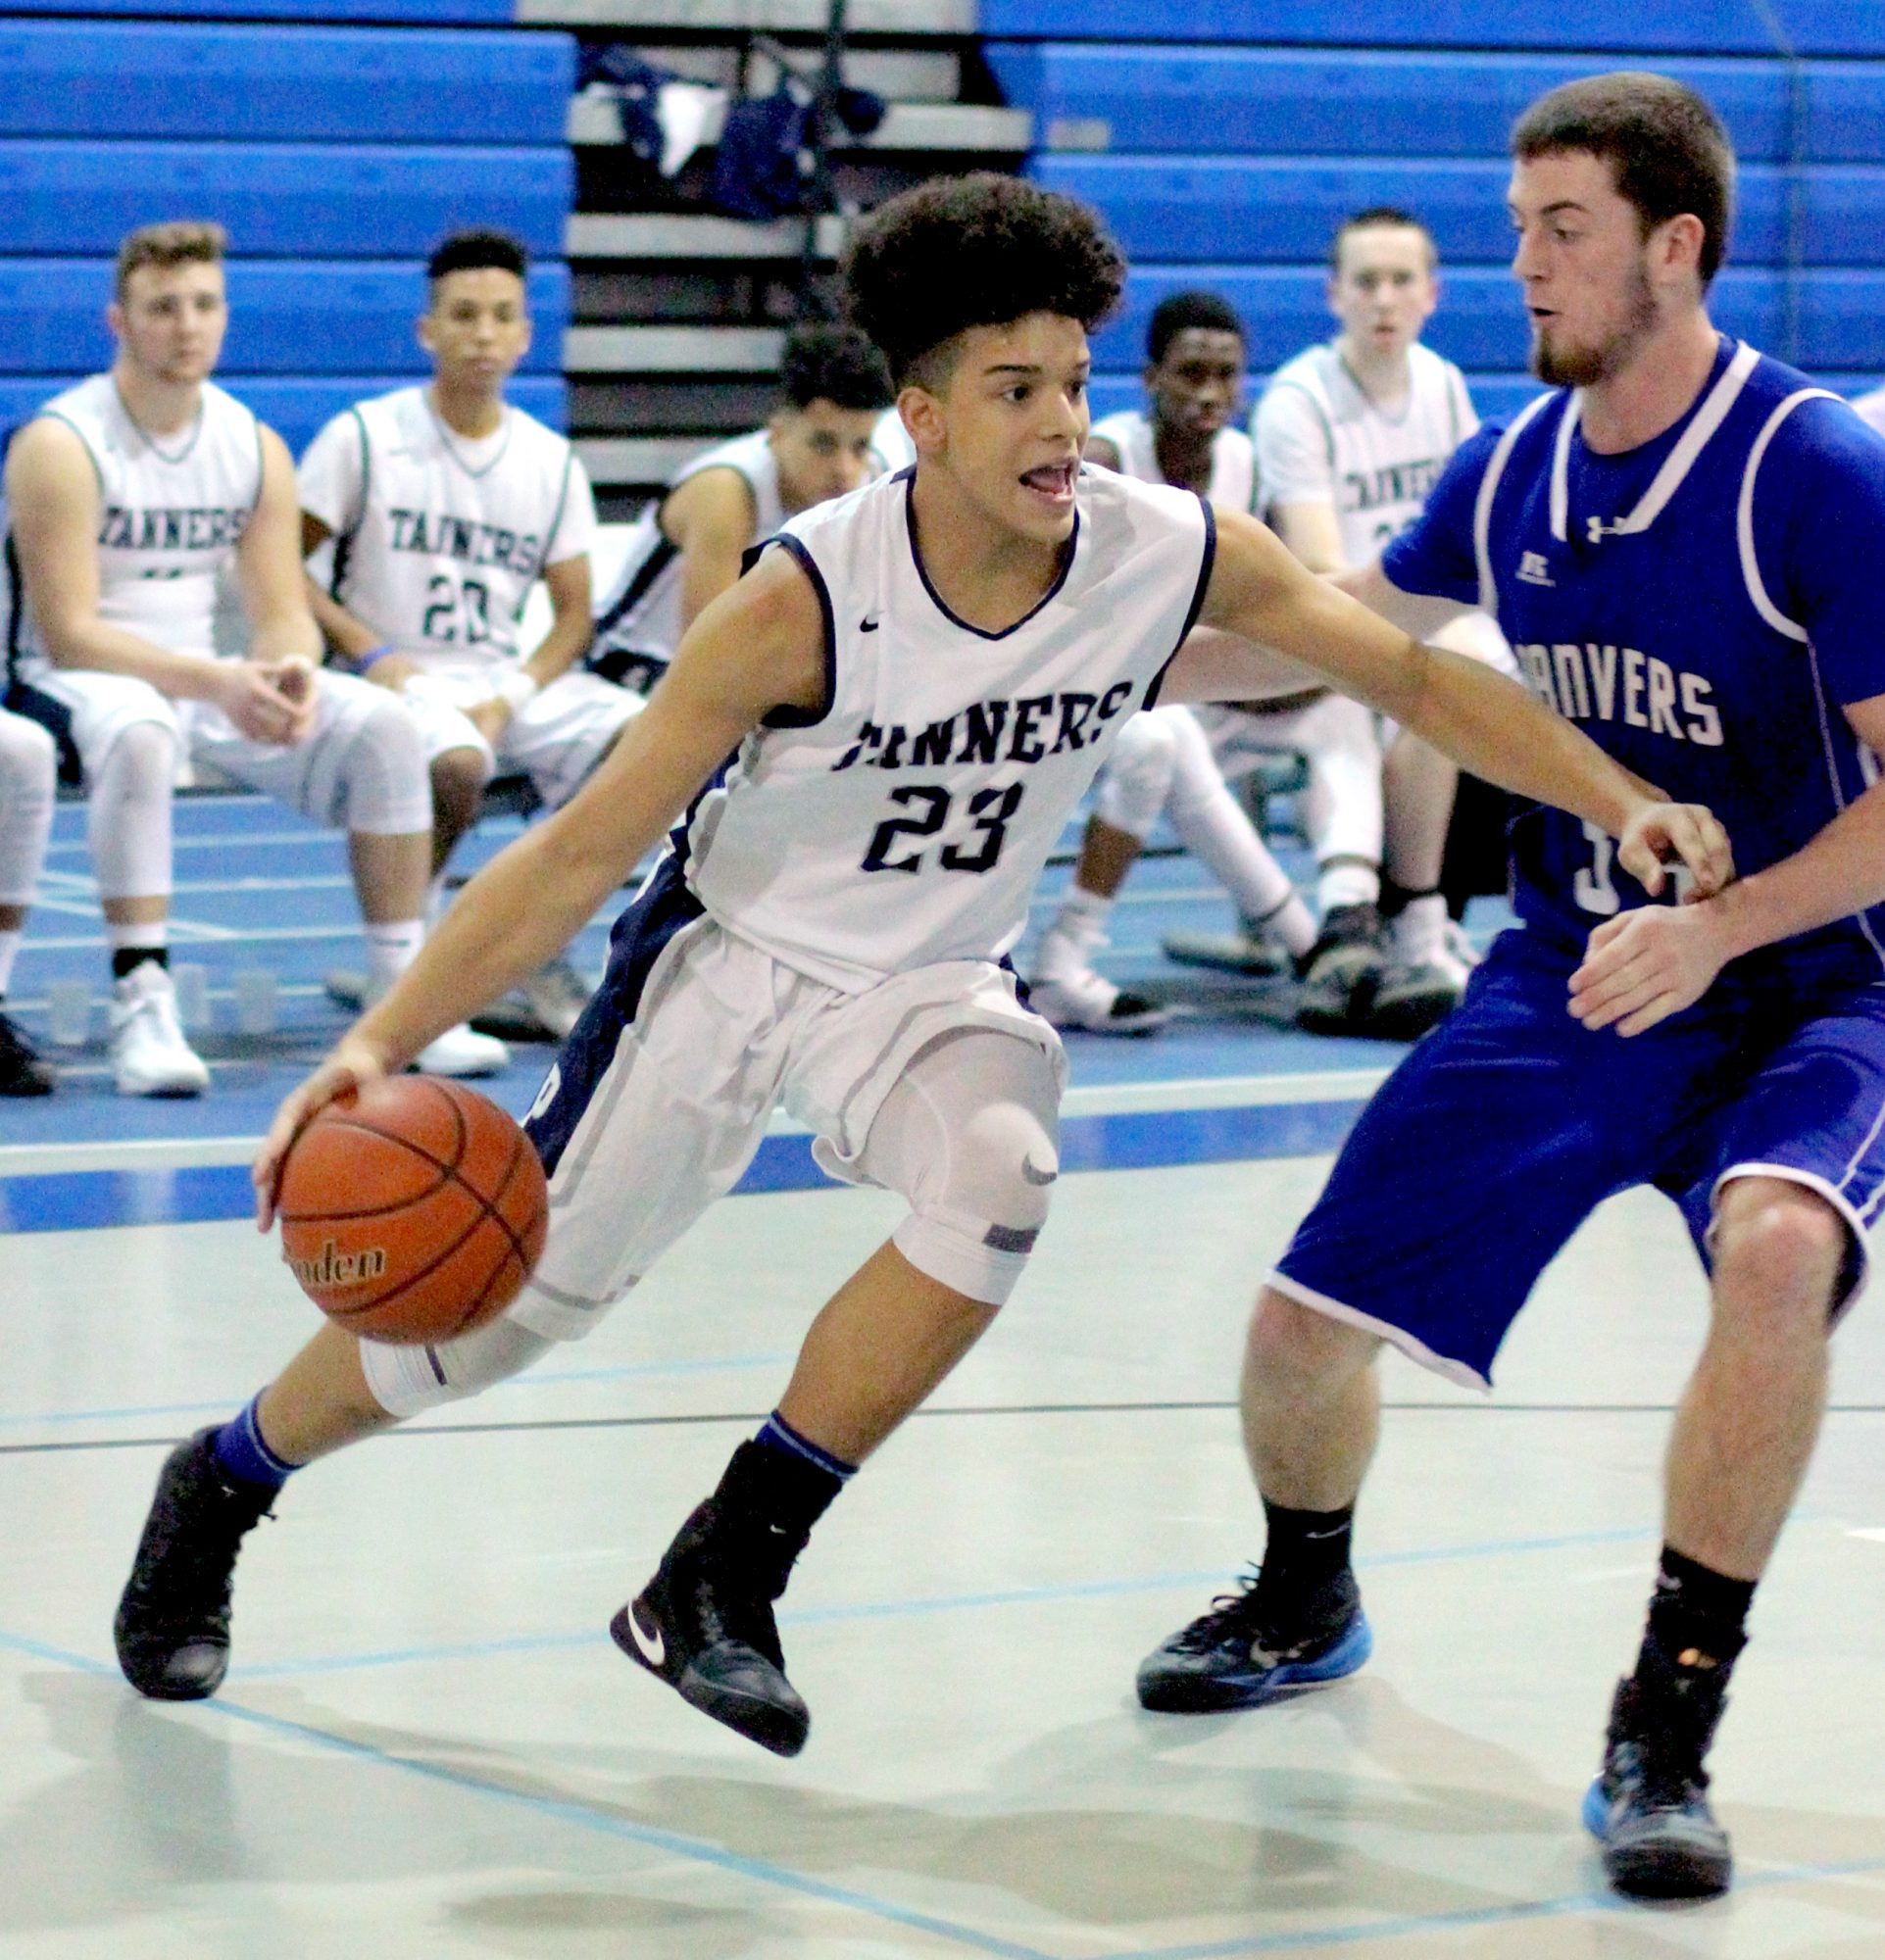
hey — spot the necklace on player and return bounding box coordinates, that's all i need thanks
[425,395,513,478]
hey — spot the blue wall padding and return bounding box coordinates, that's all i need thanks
[1033,155,1885,270]
[0,261,568,375]
[0,142,570,259]
[0,376,570,457]
[979,2,1885,58]
[0,23,572,145]
[1083,266,1885,372]
[4,1,512,20]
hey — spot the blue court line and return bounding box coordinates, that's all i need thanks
[0,1099,1365,1236]
[224,1523,1660,1684]
[0,1626,1059,1960]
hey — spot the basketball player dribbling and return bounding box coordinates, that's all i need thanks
[1141,74,1885,1901]
[115,175,1725,1769]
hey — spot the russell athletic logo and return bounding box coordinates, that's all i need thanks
[287,1239,388,1290]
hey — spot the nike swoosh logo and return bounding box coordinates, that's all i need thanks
[860,615,880,632]
[625,1605,666,1669]
[1020,1154,1059,1187]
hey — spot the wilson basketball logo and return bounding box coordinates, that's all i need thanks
[286,1238,389,1290]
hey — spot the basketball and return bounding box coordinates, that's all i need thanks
[274,1076,548,1345]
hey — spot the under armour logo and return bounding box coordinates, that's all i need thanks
[1516,551,1554,586]
[1586,514,1629,544]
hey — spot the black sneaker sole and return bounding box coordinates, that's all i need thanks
[610,1599,810,1758]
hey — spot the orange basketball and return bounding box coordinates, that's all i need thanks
[275,1076,548,1345]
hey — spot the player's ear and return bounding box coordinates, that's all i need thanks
[900,385,946,458]
[416,311,436,359]
[1655,213,1707,286]
[106,301,125,343]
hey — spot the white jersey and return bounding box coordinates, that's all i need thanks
[590,428,784,683]
[1255,340,1476,564]
[298,385,593,675]
[1088,409,1259,512]
[684,465,1215,991]
[7,373,262,675]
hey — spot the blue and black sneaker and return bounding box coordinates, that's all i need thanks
[1583,1664,1733,1900]
[1136,1567,1372,1713]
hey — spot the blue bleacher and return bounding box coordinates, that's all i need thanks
[0,261,567,376]
[0,23,570,145]
[0,13,575,446]
[981,3,1885,59]
[0,377,569,462]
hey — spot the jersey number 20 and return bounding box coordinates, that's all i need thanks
[862,783,1024,875]
[422,573,491,646]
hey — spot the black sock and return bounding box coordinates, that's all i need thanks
[1253,1498,1354,1621]
[111,946,169,980]
[706,1423,854,1593]
[1641,1544,1754,1679]
[1379,880,1439,920]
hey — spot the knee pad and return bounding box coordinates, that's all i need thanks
[341,694,433,836]
[860,1030,1062,1307]
[358,1313,555,1419]
[89,718,177,902]
[1295,694,1384,868]
[1094,710,1180,840]
[1162,705,1231,824]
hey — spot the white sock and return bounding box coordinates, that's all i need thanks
[364,918,425,997]
[1317,861,1379,914]
[425,875,450,933]
[0,929,21,998]
[1050,883,1113,948]
[1169,783,1316,958]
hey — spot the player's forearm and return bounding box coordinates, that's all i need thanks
[45,618,224,700]
[304,578,385,664]
[1703,784,1885,960]
[521,610,591,690]
[1399,645,1647,838]
[246,602,322,665]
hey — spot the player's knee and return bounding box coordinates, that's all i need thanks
[0,711,57,788]
[100,716,178,796]
[894,1094,1057,1308]
[358,1314,553,1418]
[1247,1286,1376,1388]
[430,744,491,827]
[1095,711,1179,839]
[341,694,432,835]
[1712,1179,1849,1321]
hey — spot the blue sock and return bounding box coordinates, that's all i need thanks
[210,1393,296,1494]
[754,1410,856,1491]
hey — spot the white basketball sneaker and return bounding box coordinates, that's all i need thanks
[415,1022,510,1078]
[1028,920,1166,1036]
[110,961,211,1098]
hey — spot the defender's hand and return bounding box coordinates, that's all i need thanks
[254,1034,393,1231]
[1616,801,1734,902]
[1568,905,1733,1037]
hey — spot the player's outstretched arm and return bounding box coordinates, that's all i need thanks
[254,547,827,1222]
[1171,509,1733,899]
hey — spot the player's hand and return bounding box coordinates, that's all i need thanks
[362,653,422,693]
[257,657,319,746]
[213,660,306,746]
[254,1034,393,1231]
[1568,905,1732,1037]
[1616,801,1734,902]
[465,696,514,745]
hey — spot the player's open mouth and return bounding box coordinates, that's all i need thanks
[1021,461,1076,507]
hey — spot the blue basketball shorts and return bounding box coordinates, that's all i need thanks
[1273,931,1885,1387]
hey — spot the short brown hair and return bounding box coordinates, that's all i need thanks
[1330,207,1436,274]
[1512,73,1733,285]
[116,221,226,301]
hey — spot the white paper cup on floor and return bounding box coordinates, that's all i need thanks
[172,962,211,1031]
[46,979,91,1048]
[233,968,276,1036]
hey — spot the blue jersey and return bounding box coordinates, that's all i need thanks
[1384,337,1885,995]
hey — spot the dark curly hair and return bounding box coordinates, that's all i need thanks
[427,228,528,287]
[779,322,894,413]
[844,172,1126,388]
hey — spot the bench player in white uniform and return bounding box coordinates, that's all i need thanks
[0,707,56,1094]
[300,230,620,1050]
[1,222,474,1095]
[588,323,891,693]
[1243,207,1513,1034]
[1028,292,1317,1034]
[117,176,1723,1765]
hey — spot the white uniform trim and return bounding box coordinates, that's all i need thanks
[1548,340,1761,546]
[1736,387,1838,642]
[1471,391,1555,617]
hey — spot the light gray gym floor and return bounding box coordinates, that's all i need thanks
[4,1135,1883,1960]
